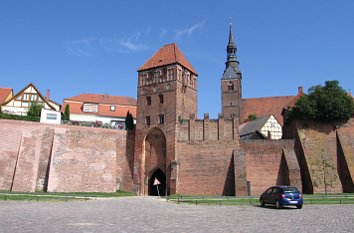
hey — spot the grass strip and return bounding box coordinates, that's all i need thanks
[0,190,135,202]
[166,193,354,206]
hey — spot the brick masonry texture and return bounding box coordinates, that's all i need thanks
[0,120,133,193]
[0,116,353,195]
[241,139,300,195]
[295,121,343,193]
[176,140,241,196]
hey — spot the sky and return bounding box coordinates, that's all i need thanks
[1,0,354,118]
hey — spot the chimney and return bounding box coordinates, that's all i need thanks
[298,86,303,95]
[46,89,50,100]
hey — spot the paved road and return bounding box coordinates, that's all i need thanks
[0,197,353,233]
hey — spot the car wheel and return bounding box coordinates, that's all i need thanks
[297,204,303,209]
[260,199,265,207]
[275,200,281,209]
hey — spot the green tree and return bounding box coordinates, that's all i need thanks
[125,111,135,130]
[247,113,257,121]
[287,80,354,123]
[64,104,70,121]
[28,102,43,117]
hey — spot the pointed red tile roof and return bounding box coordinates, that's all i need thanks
[0,88,13,104]
[138,43,198,75]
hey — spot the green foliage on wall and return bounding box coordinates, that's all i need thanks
[247,114,257,121]
[285,80,354,124]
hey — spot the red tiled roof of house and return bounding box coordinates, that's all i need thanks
[62,93,137,118]
[64,93,137,106]
[0,88,12,104]
[137,43,198,75]
[61,102,137,118]
[241,96,295,126]
[284,86,305,109]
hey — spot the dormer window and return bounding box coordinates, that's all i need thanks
[83,103,98,113]
[110,105,116,111]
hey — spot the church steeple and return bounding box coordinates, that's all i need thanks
[223,18,241,80]
[221,19,242,121]
[226,20,237,67]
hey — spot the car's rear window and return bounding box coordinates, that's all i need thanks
[283,187,299,192]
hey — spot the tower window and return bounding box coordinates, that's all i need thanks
[158,94,164,104]
[146,96,151,105]
[228,81,234,91]
[158,114,164,125]
[145,116,151,126]
[167,68,174,81]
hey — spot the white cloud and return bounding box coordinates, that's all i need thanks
[64,38,96,57]
[175,21,206,39]
[65,31,150,56]
[120,40,149,52]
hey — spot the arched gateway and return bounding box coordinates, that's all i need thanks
[144,127,167,196]
[148,169,166,196]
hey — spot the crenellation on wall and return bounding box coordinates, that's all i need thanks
[177,115,240,142]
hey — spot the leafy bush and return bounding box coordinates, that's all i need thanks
[247,114,257,121]
[28,102,43,117]
[0,112,40,122]
[286,80,354,124]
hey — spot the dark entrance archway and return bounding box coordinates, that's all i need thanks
[148,169,166,196]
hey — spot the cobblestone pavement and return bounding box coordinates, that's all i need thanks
[0,197,353,233]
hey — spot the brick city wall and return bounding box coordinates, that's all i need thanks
[175,116,245,196]
[336,118,354,192]
[0,120,133,193]
[295,121,342,194]
[241,139,300,195]
[175,140,244,196]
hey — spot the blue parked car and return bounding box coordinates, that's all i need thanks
[260,186,303,209]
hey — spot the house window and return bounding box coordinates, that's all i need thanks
[145,116,151,126]
[83,103,98,113]
[146,96,151,105]
[158,94,164,104]
[158,114,164,125]
[30,94,37,101]
[23,94,29,101]
[110,105,116,111]
[46,113,57,120]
